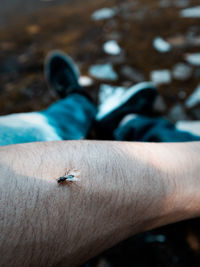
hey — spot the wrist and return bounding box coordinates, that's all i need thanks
[144,142,200,229]
[116,141,200,233]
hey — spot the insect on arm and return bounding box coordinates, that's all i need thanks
[57,170,81,184]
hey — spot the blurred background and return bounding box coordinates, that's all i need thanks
[1,0,200,266]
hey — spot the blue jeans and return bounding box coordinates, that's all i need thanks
[0,93,199,145]
[0,94,96,146]
[114,115,200,142]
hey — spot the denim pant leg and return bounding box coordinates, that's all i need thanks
[0,94,96,146]
[114,115,200,142]
[43,93,96,140]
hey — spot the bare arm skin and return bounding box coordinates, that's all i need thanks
[0,141,200,267]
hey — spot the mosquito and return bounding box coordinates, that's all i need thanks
[57,170,81,184]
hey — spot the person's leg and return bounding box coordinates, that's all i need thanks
[42,93,96,140]
[96,82,158,140]
[114,115,200,142]
[0,94,96,146]
[96,83,200,142]
[0,51,96,146]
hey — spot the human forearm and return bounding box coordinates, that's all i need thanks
[0,141,200,266]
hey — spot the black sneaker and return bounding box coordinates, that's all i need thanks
[95,82,158,139]
[45,50,83,98]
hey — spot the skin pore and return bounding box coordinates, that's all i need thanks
[0,141,200,266]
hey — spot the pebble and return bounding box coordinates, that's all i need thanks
[153,95,167,113]
[185,84,200,108]
[103,40,121,55]
[89,63,118,81]
[153,37,171,53]
[79,76,93,87]
[172,63,192,81]
[168,103,189,121]
[121,65,145,82]
[168,34,200,48]
[106,53,126,64]
[167,35,186,47]
[91,8,116,21]
[185,53,200,66]
[151,70,171,85]
[180,6,200,18]
[178,90,187,99]
[187,36,200,46]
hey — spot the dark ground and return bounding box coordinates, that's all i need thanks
[1,0,200,266]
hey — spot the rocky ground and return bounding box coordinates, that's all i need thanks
[1,0,200,266]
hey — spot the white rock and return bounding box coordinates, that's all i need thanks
[89,64,118,81]
[151,70,171,85]
[121,65,145,82]
[153,37,171,53]
[176,121,200,136]
[91,8,116,21]
[79,76,93,87]
[172,63,192,80]
[185,53,200,66]
[180,6,200,18]
[185,84,200,108]
[103,40,121,55]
